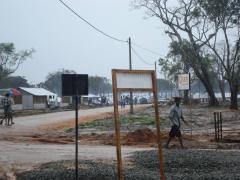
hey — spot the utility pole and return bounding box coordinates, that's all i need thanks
[129,37,134,114]
[154,61,157,73]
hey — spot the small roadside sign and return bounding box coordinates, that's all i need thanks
[61,74,88,180]
[178,73,190,90]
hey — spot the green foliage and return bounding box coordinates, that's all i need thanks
[198,0,240,23]
[64,127,73,133]
[0,76,31,88]
[0,43,34,81]
[159,40,199,85]
[157,79,175,91]
[39,70,112,96]
[38,69,76,96]
[79,116,166,128]
[88,76,112,95]
[135,0,240,107]
[65,116,166,132]
[159,56,182,85]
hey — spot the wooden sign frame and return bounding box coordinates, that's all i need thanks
[112,69,165,180]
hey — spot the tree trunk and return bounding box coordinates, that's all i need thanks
[203,79,219,106]
[229,83,238,109]
[194,67,219,106]
[218,79,226,103]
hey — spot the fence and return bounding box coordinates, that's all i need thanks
[214,111,223,141]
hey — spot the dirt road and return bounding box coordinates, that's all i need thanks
[0,140,152,179]
[1,106,113,134]
[0,105,151,179]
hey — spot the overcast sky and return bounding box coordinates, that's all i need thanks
[0,0,170,84]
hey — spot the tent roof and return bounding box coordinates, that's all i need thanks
[0,88,22,96]
[19,87,56,96]
[81,94,100,98]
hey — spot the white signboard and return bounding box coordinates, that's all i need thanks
[116,72,152,89]
[178,74,190,90]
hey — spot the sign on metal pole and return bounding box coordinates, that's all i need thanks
[62,74,88,96]
[178,73,190,90]
[62,74,88,180]
[178,73,193,138]
[112,69,165,180]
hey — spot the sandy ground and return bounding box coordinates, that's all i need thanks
[1,104,240,179]
[0,106,116,135]
[0,105,150,179]
[0,141,152,179]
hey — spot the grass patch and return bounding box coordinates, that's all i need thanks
[13,108,72,117]
[64,116,167,133]
[64,127,73,133]
[78,116,158,129]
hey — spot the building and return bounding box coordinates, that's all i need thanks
[18,87,57,109]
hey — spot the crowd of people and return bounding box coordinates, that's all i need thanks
[119,95,140,108]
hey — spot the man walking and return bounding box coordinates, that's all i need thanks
[165,97,187,148]
[0,93,14,126]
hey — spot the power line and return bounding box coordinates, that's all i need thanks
[131,42,163,56]
[57,0,164,61]
[131,47,155,66]
[57,0,128,43]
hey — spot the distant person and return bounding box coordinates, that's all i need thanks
[101,96,107,105]
[125,95,130,105]
[165,97,188,149]
[134,97,138,105]
[120,96,125,108]
[0,93,14,126]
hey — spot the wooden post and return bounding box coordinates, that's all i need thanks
[151,71,166,180]
[220,112,223,139]
[112,70,124,180]
[154,61,157,72]
[189,73,193,139]
[214,112,217,141]
[217,112,220,141]
[129,37,134,114]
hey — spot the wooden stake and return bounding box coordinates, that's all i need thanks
[112,70,124,180]
[152,71,166,180]
[129,37,134,114]
[214,112,217,141]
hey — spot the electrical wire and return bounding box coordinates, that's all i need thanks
[131,42,163,56]
[131,47,155,66]
[57,0,128,43]
[57,0,164,61]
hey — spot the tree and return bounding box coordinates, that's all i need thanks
[0,43,34,81]
[198,0,240,109]
[0,76,31,88]
[157,78,175,91]
[38,69,76,96]
[134,0,219,106]
[39,70,112,97]
[88,76,112,95]
[160,41,197,103]
[157,78,176,98]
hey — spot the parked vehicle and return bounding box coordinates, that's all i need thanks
[139,97,148,104]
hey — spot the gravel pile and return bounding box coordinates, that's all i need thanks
[17,149,240,180]
[16,160,152,180]
[131,149,240,179]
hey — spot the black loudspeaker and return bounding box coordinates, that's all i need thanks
[62,74,88,96]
